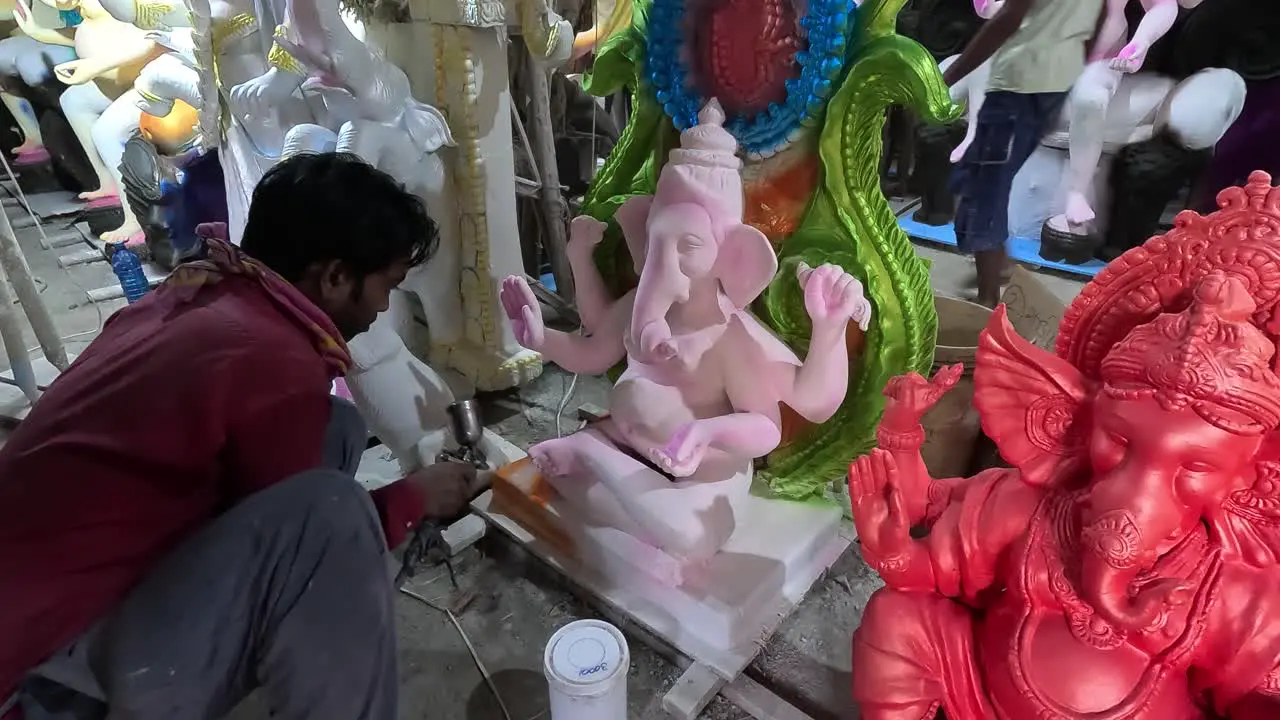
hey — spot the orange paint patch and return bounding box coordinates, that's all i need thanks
[491,457,577,557]
[744,155,820,243]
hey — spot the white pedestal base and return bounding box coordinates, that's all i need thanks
[474,467,849,679]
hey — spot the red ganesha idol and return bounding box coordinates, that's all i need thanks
[849,171,1280,720]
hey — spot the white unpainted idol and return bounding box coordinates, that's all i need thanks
[1009,68,1247,239]
[543,619,630,720]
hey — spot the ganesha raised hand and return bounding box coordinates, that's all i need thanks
[797,261,872,332]
[568,216,607,260]
[849,449,921,583]
[882,363,963,426]
[499,276,546,351]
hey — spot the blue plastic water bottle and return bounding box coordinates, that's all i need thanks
[111,245,150,304]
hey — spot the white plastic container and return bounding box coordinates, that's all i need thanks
[543,619,630,720]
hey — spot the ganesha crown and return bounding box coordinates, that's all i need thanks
[1100,272,1280,435]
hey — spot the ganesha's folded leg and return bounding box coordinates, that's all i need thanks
[852,589,993,720]
[532,424,737,560]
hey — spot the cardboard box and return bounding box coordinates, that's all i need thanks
[999,265,1068,352]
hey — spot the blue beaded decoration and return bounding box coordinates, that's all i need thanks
[645,0,855,154]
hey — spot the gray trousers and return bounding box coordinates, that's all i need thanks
[7,399,398,720]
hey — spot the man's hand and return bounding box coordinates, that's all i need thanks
[405,461,480,520]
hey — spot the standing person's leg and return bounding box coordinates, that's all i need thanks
[954,91,1067,307]
[954,91,1025,307]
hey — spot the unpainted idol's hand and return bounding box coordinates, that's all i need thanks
[882,363,963,425]
[229,68,299,119]
[797,261,872,332]
[568,216,607,260]
[849,449,913,576]
[648,420,709,478]
[499,275,546,351]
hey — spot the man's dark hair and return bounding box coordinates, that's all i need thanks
[240,152,438,284]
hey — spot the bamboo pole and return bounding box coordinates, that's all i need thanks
[517,35,574,302]
[0,263,38,403]
[0,202,68,372]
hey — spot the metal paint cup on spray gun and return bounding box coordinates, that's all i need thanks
[543,619,630,719]
[437,399,488,468]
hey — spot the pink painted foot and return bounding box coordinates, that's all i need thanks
[332,377,354,401]
[13,147,50,166]
[78,187,118,201]
[82,195,122,210]
[529,438,579,479]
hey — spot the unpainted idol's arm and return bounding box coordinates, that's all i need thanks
[12,5,74,47]
[779,323,849,425]
[538,292,632,376]
[1088,0,1132,62]
[565,229,615,335]
[1123,0,1181,63]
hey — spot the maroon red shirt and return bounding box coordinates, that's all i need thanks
[0,274,424,705]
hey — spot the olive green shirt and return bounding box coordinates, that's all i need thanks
[987,0,1105,94]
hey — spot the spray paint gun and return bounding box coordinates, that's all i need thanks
[436,399,488,469]
[398,399,491,590]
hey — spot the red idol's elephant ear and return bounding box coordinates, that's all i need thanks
[1215,433,1280,568]
[974,306,1093,490]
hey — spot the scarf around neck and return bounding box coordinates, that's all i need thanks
[162,222,353,378]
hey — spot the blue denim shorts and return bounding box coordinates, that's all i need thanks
[951,91,1067,254]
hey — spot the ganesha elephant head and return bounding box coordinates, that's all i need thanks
[977,272,1280,633]
[612,99,777,365]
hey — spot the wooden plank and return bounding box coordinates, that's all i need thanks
[58,248,102,268]
[576,403,609,422]
[40,228,86,251]
[722,673,816,720]
[662,662,725,720]
[85,264,168,303]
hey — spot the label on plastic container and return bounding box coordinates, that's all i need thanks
[547,621,625,690]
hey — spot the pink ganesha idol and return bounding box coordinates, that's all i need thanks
[849,171,1280,719]
[499,99,871,580]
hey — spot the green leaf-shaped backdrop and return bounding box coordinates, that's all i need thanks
[577,0,959,504]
